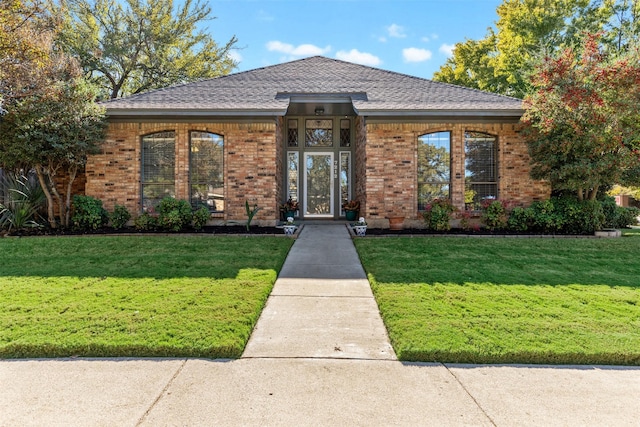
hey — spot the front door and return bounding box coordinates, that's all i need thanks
[284,116,354,220]
[304,152,334,217]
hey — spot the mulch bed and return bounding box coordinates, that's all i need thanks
[4,225,283,237]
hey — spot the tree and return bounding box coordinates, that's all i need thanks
[522,33,640,200]
[0,3,107,228]
[434,0,615,98]
[58,0,238,99]
[0,0,57,113]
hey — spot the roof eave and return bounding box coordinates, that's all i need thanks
[105,108,288,118]
[358,109,524,118]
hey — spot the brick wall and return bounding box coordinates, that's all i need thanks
[85,120,279,225]
[85,118,548,227]
[362,121,550,228]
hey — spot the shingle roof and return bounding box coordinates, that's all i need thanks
[103,56,523,118]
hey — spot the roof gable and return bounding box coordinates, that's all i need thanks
[103,56,523,118]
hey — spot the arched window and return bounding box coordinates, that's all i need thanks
[141,131,175,211]
[190,131,224,212]
[417,132,451,210]
[465,132,497,210]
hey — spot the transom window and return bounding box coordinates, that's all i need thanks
[465,131,497,210]
[190,131,224,212]
[141,131,175,211]
[417,132,451,210]
[305,119,333,147]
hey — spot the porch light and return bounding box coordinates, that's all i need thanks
[314,106,324,115]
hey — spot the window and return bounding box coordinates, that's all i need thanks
[305,119,333,147]
[417,132,451,210]
[141,131,175,211]
[287,119,298,147]
[190,131,224,212]
[465,131,497,210]
[340,119,351,147]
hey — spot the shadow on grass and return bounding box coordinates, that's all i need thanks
[0,236,294,279]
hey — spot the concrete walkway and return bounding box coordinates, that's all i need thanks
[1,224,640,426]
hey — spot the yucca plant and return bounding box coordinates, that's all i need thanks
[0,172,46,233]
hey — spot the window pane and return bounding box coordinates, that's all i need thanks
[340,119,351,147]
[465,132,497,210]
[141,131,175,211]
[305,119,333,147]
[190,132,224,212]
[287,119,298,147]
[417,132,451,210]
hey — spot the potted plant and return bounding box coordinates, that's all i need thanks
[352,217,367,236]
[283,216,297,236]
[280,198,299,220]
[343,200,360,221]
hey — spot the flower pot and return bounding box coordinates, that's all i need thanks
[285,210,296,220]
[283,225,297,236]
[353,225,367,237]
[388,216,404,230]
[345,210,358,221]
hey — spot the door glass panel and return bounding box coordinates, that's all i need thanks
[340,152,351,215]
[287,151,299,203]
[305,153,333,216]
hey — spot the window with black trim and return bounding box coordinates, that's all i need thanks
[141,131,175,211]
[465,131,497,210]
[417,132,451,210]
[190,131,224,212]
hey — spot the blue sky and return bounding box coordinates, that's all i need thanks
[209,0,504,79]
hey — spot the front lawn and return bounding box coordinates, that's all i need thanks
[355,234,640,365]
[0,236,293,359]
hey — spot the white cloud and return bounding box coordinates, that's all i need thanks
[335,49,382,66]
[387,23,407,38]
[402,47,432,63]
[421,36,431,43]
[266,41,331,57]
[228,50,243,63]
[439,43,455,57]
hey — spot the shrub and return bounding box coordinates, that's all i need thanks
[528,200,564,233]
[0,173,45,232]
[192,206,210,230]
[555,198,604,234]
[615,206,639,228]
[157,197,193,232]
[507,206,532,232]
[481,199,508,230]
[71,195,108,231]
[133,212,157,231]
[109,204,131,230]
[423,199,456,231]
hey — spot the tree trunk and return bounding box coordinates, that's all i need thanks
[588,186,599,201]
[576,188,584,201]
[35,166,57,229]
[64,165,77,228]
[46,166,65,228]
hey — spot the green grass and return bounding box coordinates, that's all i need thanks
[355,235,640,365]
[0,236,293,359]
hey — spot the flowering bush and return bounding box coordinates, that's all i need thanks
[481,199,508,230]
[423,199,456,231]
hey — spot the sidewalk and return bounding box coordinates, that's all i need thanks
[1,224,640,426]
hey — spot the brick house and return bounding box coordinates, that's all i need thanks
[88,56,549,227]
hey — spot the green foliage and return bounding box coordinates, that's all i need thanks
[602,196,640,228]
[245,200,262,232]
[506,206,532,231]
[59,0,238,99]
[554,197,605,234]
[133,212,157,231]
[0,172,45,232]
[523,33,640,199]
[109,204,131,230]
[71,195,108,231]
[157,197,193,232]
[527,199,565,233]
[192,206,210,231]
[433,0,612,98]
[423,199,456,231]
[481,199,508,230]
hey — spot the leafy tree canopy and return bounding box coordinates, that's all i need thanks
[522,33,640,200]
[58,0,239,99]
[433,0,638,98]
